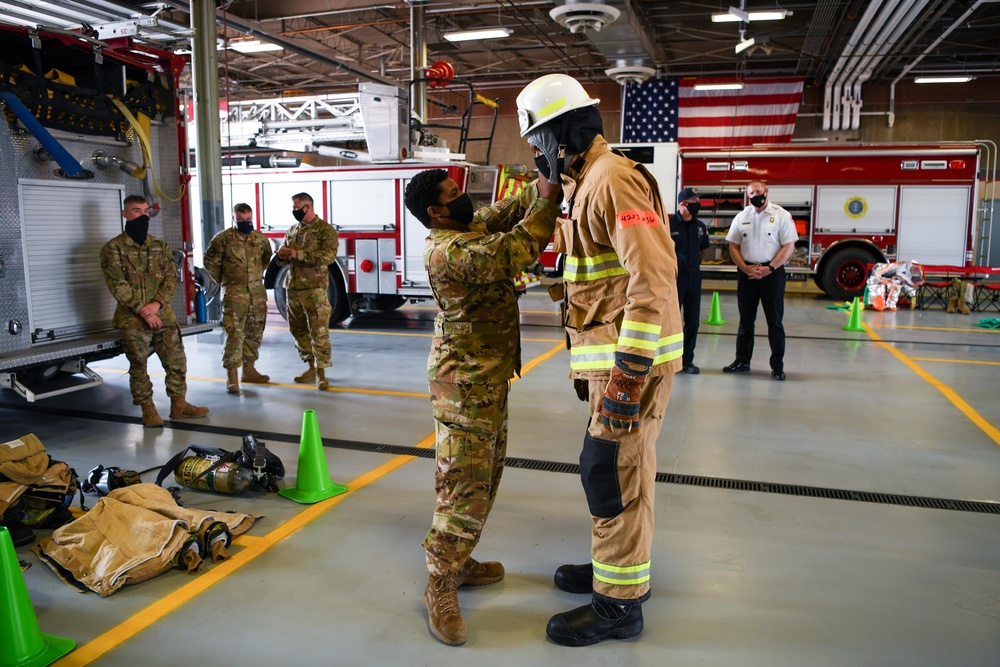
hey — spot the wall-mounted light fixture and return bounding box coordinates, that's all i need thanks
[443,27,512,42]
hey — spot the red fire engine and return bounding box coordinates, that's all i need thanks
[613,142,996,300]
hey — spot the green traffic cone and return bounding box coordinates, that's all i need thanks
[843,297,865,331]
[279,410,348,504]
[0,527,75,667]
[703,291,727,325]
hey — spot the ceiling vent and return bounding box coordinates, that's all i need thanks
[549,1,621,34]
[605,63,656,85]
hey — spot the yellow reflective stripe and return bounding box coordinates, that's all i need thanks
[592,559,651,586]
[564,253,626,282]
[537,96,568,121]
[570,343,615,370]
[652,333,684,364]
[619,320,661,351]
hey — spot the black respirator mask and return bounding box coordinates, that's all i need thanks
[236,220,254,235]
[749,193,767,208]
[446,193,475,225]
[292,207,307,223]
[125,215,150,245]
[685,202,701,216]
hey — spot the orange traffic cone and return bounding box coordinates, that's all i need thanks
[0,526,75,667]
[703,291,727,325]
[278,410,348,504]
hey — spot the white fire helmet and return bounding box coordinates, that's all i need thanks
[515,74,600,137]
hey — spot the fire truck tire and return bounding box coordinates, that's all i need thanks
[820,247,876,301]
[272,265,349,325]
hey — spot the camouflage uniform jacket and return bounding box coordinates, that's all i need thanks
[203,227,272,292]
[556,134,683,379]
[100,232,178,329]
[276,216,338,290]
[426,184,559,385]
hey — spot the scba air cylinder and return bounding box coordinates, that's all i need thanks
[174,456,251,495]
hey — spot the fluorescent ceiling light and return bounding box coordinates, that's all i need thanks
[735,36,756,53]
[229,40,284,53]
[712,8,790,22]
[694,83,745,91]
[914,76,973,84]
[443,27,511,42]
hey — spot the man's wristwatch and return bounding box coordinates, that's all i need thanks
[767,264,777,273]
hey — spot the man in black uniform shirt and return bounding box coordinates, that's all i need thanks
[670,187,710,374]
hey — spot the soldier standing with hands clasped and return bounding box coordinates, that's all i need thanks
[100,195,209,427]
[275,193,339,390]
[404,168,561,646]
[203,203,273,394]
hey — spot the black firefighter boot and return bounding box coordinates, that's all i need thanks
[546,596,644,647]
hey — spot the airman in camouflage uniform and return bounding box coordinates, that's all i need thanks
[204,203,274,394]
[275,193,338,390]
[404,168,561,646]
[100,195,208,427]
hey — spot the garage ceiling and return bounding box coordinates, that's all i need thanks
[0,0,998,97]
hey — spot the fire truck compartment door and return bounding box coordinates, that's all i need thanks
[353,238,397,294]
[261,179,324,236]
[815,186,896,234]
[18,179,125,344]
[401,183,430,288]
[896,186,970,266]
[329,178,397,231]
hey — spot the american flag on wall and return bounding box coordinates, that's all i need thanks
[622,78,804,148]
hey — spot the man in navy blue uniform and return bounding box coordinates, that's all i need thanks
[670,187,710,374]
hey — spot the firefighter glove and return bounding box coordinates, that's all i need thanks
[599,359,650,431]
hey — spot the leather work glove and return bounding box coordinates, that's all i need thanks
[573,378,589,402]
[599,360,650,431]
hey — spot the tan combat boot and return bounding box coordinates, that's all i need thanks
[423,573,466,646]
[456,557,505,587]
[140,400,163,427]
[241,362,270,384]
[226,367,240,394]
[315,367,329,391]
[294,365,316,384]
[170,397,210,419]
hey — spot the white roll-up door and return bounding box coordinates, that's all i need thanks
[19,179,124,343]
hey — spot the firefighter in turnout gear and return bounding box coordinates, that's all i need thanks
[517,74,683,646]
[204,203,273,394]
[99,195,209,427]
[404,168,561,646]
[275,192,339,390]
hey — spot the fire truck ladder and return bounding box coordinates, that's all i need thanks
[221,93,368,152]
[408,78,499,163]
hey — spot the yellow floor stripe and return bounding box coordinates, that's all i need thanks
[864,323,1000,447]
[909,357,1000,366]
[56,348,550,665]
[869,322,1000,334]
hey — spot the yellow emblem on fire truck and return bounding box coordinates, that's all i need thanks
[844,196,868,219]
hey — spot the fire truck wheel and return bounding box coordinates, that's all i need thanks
[820,247,877,301]
[272,265,349,325]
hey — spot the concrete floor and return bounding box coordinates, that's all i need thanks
[3,286,1000,667]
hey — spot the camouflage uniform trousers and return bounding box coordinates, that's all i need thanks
[120,325,188,404]
[287,287,332,369]
[423,379,509,576]
[221,285,268,369]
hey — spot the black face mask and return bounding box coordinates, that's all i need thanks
[292,207,307,223]
[749,194,767,208]
[125,215,149,245]
[685,202,701,217]
[236,220,254,235]
[446,193,475,225]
